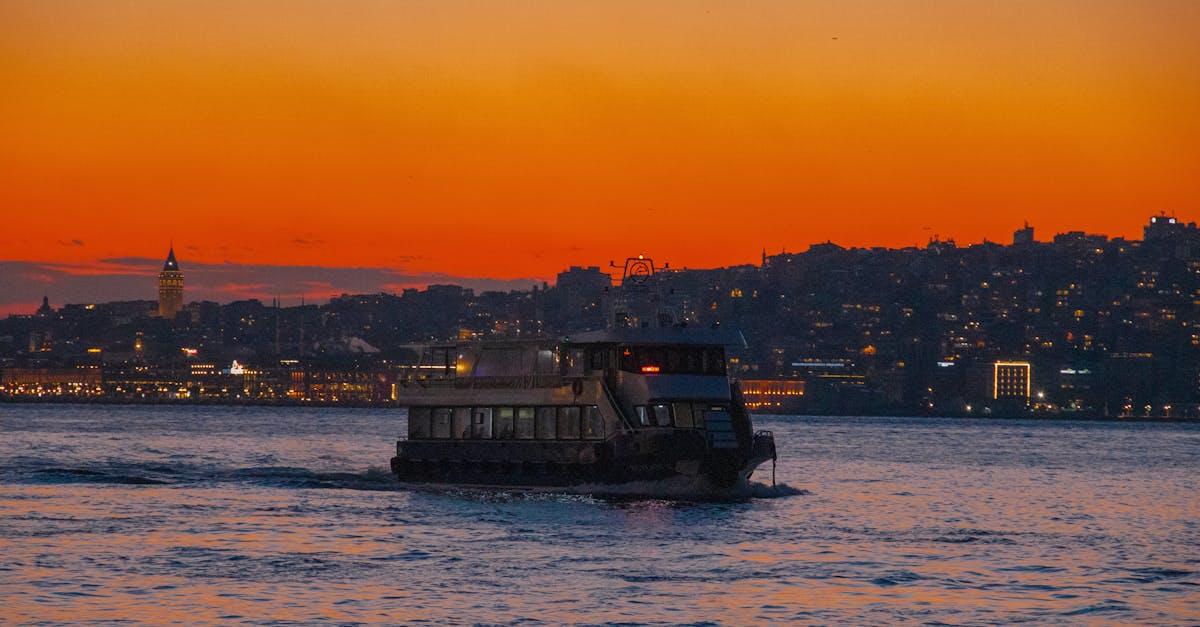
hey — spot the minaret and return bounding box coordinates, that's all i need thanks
[157,245,184,319]
[35,295,53,317]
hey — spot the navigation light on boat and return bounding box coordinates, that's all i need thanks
[640,365,661,373]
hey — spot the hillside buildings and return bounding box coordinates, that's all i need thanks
[2,215,1198,417]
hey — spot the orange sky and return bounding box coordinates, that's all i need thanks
[2,0,1198,281]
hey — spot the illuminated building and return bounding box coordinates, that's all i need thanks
[0,367,103,397]
[289,368,394,404]
[1143,212,1198,241]
[993,361,1031,401]
[157,246,184,319]
[28,331,52,353]
[739,379,805,411]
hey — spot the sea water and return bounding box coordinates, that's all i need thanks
[1,405,1197,624]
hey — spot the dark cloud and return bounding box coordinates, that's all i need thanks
[57,239,85,247]
[0,258,542,314]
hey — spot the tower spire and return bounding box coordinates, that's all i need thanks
[158,244,184,318]
[162,245,179,271]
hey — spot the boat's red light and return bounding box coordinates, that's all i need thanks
[641,365,661,373]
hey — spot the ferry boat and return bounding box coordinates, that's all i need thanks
[389,257,777,491]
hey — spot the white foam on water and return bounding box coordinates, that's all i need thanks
[740,480,809,498]
[567,475,809,501]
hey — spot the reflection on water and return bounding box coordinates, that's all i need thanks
[2,405,1198,623]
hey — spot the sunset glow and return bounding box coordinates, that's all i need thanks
[3,1,1198,300]
[3,5,1200,619]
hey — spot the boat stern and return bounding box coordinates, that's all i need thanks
[743,430,777,480]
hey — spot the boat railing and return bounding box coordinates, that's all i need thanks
[600,378,636,433]
[452,374,565,389]
[752,430,777,461]
[751,429,778,486]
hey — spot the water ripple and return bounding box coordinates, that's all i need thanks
[1,405,1197,624]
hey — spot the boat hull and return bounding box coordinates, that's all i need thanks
[390,429,753,489]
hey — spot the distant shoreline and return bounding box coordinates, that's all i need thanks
[0,396,391,410]
[3,397,1197,423]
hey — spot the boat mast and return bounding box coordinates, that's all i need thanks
[607,255,677,329]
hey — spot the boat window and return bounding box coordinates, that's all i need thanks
[515,407,535,439]
[617,345,726,375]
[473,347,525,377]
[706,348,726,375]
[635,405,649,426]
[452,407,471,439]
[564,349,586,376]
[583,406,604,439]
[640,347,665,374]
[650,403,672,427]
[692,404,706,429]
[535,349,558,375]
[409,407,431,439]
[432,407,452,439]
[558,406,581,439]
[472,407,493,439]
[494,407,515,439]
[536,407,557,440]
[424,347,455,378]
[589,349,606,370]
[703,407,733,434]
[672,402,694,428]
[666,349,682,373]
[620,347,636,372]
